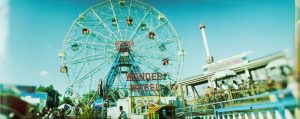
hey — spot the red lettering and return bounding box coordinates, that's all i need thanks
[139,73,144,80]
[146,73,150,80]
[144,84,147,92]
[138,85,143,92]
[150,84,154,91]
[134,73,139,80]
[127,72,163,81]
[126,73,132,81]
[157,73,162,80]
[156,84,159,91]
[130,84,136,92]
[152,73,156,80]
[133,73,137,80]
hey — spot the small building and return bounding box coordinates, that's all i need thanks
[148,105,175,119]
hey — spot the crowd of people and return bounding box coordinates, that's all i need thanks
[24,105,129,119]
[203,69,295,104]
[28,105,83,119]
[204,78,250,102]
[29,107,68,119]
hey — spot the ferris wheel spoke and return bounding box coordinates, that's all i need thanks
[132,53,164,73]
[65,46,85,61]
[66,34,85,42]
[134,51,180,62]
[128,7,152,40]
[133,41,157,49]
[71,53,117,86]
[138,44,178,58]
[73,61,87,82]
[72,84,94,88]
[82,59,112,85]
[134,38,177,48]
[90,8,119,41]
[133,49,160,57]
[75,22,114,44]
[85,38,92,71]
[125,0,133,39]
[91,32,115,45]
[66,50,115,64]
[133,22,167,43]
[109,0,122,39]
[136,56,177,80]
[79,57,113,64]
[78,59,113,85]
[65,48,116,64]
[66,40,114,47]
[67,53,115,64]
[133,49,180,63]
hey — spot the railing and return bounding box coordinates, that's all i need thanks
[187,81,282,106]
[176,89,299,119]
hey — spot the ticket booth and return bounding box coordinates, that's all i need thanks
[148,105,175,119]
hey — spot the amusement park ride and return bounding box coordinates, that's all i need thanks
[59,0,184,118]
[58,0,299,119]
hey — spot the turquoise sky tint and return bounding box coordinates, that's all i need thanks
[2,0,295,93]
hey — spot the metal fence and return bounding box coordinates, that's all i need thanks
[176,89,299,119]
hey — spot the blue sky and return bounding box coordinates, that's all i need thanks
[1,0,295,93]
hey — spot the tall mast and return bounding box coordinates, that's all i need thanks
[199,23,214,64]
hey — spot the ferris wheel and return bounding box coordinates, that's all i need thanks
[59,0,184,99]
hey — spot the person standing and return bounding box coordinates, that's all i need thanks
[118,106,127,119]
[205,86,212,102]
[221,80,229,100]
[232,80,239,90]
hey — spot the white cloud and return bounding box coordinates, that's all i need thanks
[39,70,49,77]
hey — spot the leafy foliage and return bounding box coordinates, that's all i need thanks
[60,96,74,106]
[159,84,176,97]
[81,90,97,105]
[36,85,61,108]
[78,105,99,119]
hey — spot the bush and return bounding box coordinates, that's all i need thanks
[78,106,99,119]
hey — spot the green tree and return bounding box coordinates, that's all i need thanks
[36,85,61,108]
[81,90,97,105]
[60,96,74,106]
[159,84,175,97]
[78,105,99,119]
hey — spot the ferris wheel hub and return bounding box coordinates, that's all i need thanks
[115,41,134,52]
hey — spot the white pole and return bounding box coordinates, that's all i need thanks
[199,24,211,58]
[266,111,273,119]
[244,113,249,119]
[284,109,293,119]
[275,110,282,119]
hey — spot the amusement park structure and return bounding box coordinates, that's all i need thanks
[173,18,299,118]
[58,0,299,119]
[175,23,299,119]
[177,51,299,119]
[60,0,183,118]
